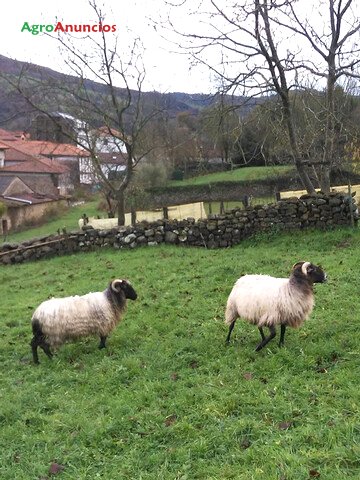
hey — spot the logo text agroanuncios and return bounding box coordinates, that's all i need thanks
[21,22,117,35]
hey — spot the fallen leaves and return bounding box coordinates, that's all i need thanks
[38,462,66,478]
[164,414,177,427]
[278,421,293,430]
[240,437,251,449]
[49,463,65,475]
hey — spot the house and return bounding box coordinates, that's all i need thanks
[0,175,67,235]
[0,130,88,191]
[0,141,9,167]
[0,133,73,234]
[92,126,128,154]
[0,128,24,142]
[0,176,33,197]
[0,126,130,190]
[27,112,86,145]
[0,156,71,196]
[79,151,128,185]
[0,139,41,167]
[78,126,129,185]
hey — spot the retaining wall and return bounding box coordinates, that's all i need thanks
[0,192,357,265]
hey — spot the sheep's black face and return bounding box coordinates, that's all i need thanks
[306,263,327,284]
[292,261,327,284]
[111,279,138,300]
[121,281,138,300]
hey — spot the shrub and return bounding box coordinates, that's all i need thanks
[0,201,7,217]
[171,168,184,181]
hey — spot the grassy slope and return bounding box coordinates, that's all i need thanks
[1,229,359,479]
[4,200,102,244]
[168,165,293,187]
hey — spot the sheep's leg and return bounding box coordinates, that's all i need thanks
[30,337,40,365]
[225,321,236,344]
[40,339,53,360]
[99,336,107,349]
[279,325,286,347]
[31,335,52,363]
[255,325,276,352]
[258,327,265,341]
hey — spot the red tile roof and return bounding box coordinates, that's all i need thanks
[0,141,10,149]
[0,156,69,174]
[97,126,122,137]
[96,152,128,165]
[0,128,89,157]
[96,126,130,143]
[6,139,88,157]
[0,128,20,141]
[3,145,35,162]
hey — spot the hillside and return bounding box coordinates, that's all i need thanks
[0,54,263,130]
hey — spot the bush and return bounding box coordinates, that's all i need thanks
[171,168,184,181]
[0,201,7,217]
[70,185,94,201]
[21,203,69,229]
[135,160,170,188]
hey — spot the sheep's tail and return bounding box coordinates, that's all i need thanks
[32,318,43,336]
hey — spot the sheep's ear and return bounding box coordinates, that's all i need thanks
[292,261,312,275]
[111,279,124,292]
[292,261,305,271]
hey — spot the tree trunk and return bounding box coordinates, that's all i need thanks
[255,1,316,195]
[283,101,316,194]
[320,69,336,194]
[131,207,137,225]
[295,160,317,194]
[319,167,331,193]
[116,189,125,226]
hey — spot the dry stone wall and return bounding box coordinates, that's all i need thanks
[0,193,357,265]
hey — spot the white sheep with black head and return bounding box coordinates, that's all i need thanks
[30,279,137,364]
[225,262,327,351]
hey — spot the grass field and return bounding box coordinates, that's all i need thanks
[169,165,293,187]
[1,226,359,479]
[4,200,102,244]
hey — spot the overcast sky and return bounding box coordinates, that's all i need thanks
[1,0,215,94]
[2,1,360,95]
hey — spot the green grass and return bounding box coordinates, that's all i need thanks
[1,227,360,479]
[4,199,102,244]
[169,165,293,187]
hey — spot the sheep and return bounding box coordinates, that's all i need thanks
[30,279,137,364]
[225,261,326,351]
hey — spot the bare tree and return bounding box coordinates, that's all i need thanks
[199,95,242,167]
[160,0,316,192]
[5,0,164,225]
[274,0,360,192]
[161,0,360,193]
